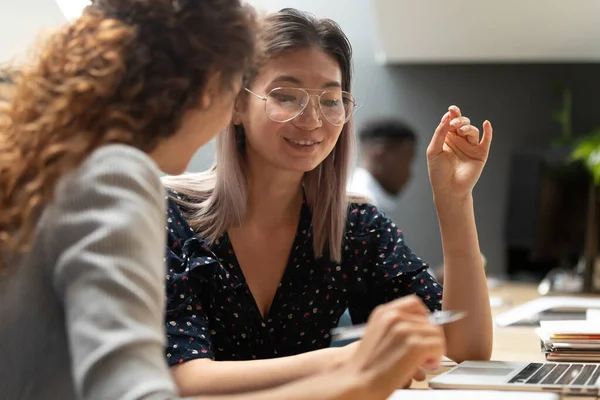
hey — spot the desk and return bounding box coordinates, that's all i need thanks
[488,282,546,363]
[411,282,545,389]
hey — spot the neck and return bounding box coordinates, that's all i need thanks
[148,138,185,175]
[245,150,304,228]
[148,145,169,173]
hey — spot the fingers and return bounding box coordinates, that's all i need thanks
[374,311,444,360]
[457,125,480,145]
[366,307,429,350]
[448,105,462,118]
[398,368,426,389]
[450,116,470,128]
[446,105,493,148]
[428,105,465,158]
[376,322,446,386]
[359,297,434,362]
[348,301,446,396]
[403,334,446,369]
[427,112,452,158]
[449,114,480,146]
[480,120,493,150]
[412,369,427,382]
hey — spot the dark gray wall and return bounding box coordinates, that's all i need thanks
[187,0,600,275]
[373,63,600,275]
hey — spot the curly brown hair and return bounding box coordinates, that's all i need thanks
[0,0,257,269]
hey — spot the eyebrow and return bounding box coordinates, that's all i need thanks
[270,75,342,89]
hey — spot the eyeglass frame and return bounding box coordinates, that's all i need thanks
[244,86,358,126]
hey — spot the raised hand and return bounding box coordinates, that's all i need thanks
[426,105,493,199]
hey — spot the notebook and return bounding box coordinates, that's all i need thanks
[537,320,600,361]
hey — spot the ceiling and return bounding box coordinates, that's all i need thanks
[369,0,600,64]
[54,0,89,20]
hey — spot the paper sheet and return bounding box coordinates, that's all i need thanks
[539,319,600,335]
[588,309,600,320]
[494,296,600,327]
[388,390,558,400]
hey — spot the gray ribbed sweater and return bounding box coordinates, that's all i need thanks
[0,145,185,400]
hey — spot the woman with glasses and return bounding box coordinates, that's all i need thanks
[0,1,447,399]
[162,8,493,396]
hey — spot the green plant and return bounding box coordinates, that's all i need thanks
[571,128,600,185]
[552,86,573,147]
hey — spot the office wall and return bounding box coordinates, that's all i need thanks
[1,0,597,274]
[0,0,66,64]
[188,0,600,275]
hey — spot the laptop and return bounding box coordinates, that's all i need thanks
[429,360,600,398]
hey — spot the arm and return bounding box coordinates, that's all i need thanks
[344,196,488,364]
[50,146,181,400]
[184,372,362,400]
[178,296,445,400]
[435,194,493,362]
[427,106,494,362]
[171,348,349,396]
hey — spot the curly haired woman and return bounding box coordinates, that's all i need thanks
[0,1,445,400]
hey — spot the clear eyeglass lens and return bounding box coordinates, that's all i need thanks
[265,88,355,125]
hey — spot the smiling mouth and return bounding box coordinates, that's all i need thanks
[285,138,322,146]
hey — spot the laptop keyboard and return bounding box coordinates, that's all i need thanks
[508,362,600,386]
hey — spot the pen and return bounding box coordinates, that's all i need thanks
[330,310,467,342]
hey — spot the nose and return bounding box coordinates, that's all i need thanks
[292,96,322,130]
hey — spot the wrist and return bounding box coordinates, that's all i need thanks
[325,368,370,400]
[342,374,371,400]
[433,192,473,210]
[328,357,377,400]
[327,343,356,372]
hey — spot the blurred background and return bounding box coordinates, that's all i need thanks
[2,0,600,287]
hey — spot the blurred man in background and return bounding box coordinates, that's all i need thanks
[349,118,417,214]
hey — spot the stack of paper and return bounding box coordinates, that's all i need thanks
[536,320,600,361]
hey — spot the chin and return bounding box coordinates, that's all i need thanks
[282,159,322,174]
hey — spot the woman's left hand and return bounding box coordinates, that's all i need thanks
[426,105,493,199]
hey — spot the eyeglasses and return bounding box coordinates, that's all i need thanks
[244,87,357,127]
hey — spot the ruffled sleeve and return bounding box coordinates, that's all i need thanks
[164,197,219,365]
[344,203,443,324]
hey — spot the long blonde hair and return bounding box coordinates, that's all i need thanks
[163,8,361,262]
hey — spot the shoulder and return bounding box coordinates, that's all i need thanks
[45,145,167,286]
[48,144,165,227]
[85,143,158,167]
[346,202,391,232]
[84,144,162,186]
[62,144,163,198]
